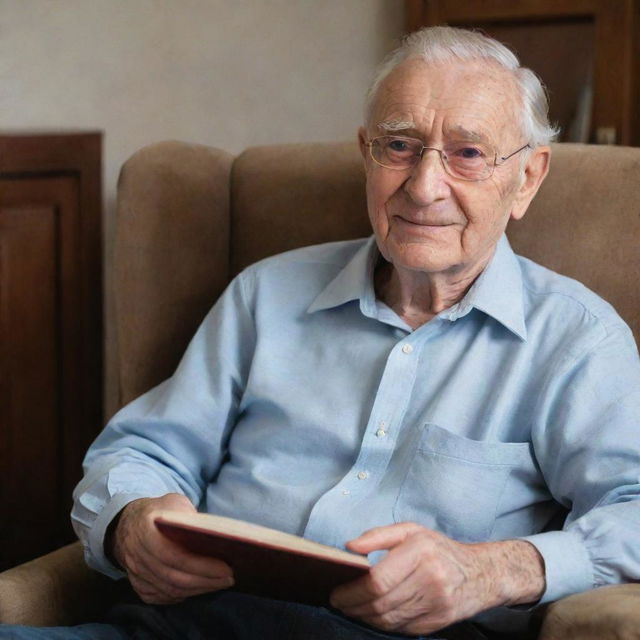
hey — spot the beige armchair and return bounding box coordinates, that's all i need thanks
[1,140,639,638]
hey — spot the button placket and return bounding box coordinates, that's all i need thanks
[303,334,422,543]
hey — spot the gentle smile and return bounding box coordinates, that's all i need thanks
[394,215,454,227]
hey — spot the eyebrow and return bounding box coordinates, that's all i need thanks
[445,125,491,144]
[377,119,416,133]
[377,121,494,146]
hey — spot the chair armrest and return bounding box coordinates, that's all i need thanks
[538,584,640,640]
[0,542,129,626]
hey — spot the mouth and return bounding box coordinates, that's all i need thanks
[393,215,455,229]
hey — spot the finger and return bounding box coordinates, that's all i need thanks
[130,574,186,605]
[145,533,234,580]
[130,556,235,604]
[331,538,423,609]
[133,544,235,594]
[344,559,455,635]
[334,529,443,611]
[143,558,235,594]
[340,563,426,618]
[346,522,424,554]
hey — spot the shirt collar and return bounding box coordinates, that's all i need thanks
[308,234,527,341]
[307,237,378,315]
[440,235,527,340]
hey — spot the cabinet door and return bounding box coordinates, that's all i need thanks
[405,0,640,145]
[0,176,82,568]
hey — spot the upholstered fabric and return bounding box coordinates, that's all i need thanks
[508,143,640,343]
[114,141,233,406]
[230,141,370,275]
[538,584,640,639]
[0,542,128,626]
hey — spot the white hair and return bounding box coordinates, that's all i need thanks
[365,26,559,147]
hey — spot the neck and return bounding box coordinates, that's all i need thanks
[374,255,493,330]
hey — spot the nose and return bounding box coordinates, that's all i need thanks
[403,148,450,206]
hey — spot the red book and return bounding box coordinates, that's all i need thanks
[154,511,370,605]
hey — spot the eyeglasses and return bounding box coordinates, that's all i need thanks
[365,135,531,181]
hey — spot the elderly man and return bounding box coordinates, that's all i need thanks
[3,26,640,640]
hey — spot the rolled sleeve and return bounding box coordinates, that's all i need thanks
[82,492,148,579]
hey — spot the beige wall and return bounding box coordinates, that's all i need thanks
[0,0,404,416]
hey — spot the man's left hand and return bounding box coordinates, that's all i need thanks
[330,522,545,636]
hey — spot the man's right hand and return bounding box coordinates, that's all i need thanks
[111,493,235,604]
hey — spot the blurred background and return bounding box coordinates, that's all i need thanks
[1,0,403,214]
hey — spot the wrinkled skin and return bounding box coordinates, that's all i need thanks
[112,493,234,604]
[360,57,550,325]
[330,523,545,636]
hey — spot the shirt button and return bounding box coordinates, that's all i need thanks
[342,489,351,496]
[402,343,413,354]
[357,471,369,480]
[376,429,387,437]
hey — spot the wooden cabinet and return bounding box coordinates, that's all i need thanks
[406,0,640,146]
[0,132,102,569]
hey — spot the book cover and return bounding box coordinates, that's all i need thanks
[154,510,370,605]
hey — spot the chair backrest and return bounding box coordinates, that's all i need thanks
[114,140,640,412]
[114,141,233,408]
[508,143,640,343]
[230,142,370,275]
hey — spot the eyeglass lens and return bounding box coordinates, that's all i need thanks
[371,136,494,180]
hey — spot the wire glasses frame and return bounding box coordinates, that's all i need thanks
[366,135,531,181]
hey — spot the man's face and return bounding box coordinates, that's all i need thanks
[360,58,549,279]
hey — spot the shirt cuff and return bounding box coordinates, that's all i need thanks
[520,530,595,603]
[84,492,149,579]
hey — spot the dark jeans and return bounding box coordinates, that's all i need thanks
[0,591,489,640]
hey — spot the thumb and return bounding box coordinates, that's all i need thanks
[346,522,423,554]
[160,493,197,513]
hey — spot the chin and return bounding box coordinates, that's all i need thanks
[387,244,458,274]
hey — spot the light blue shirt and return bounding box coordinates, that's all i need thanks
[73,235,640,620]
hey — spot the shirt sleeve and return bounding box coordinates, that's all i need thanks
[71,271,256,578]
[521,321,640,603]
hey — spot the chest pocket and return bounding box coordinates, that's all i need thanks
[393,423,533,542]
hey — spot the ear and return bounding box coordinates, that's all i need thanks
[358,127,369,162]
[510,145,551,221]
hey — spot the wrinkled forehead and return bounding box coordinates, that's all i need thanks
[369,58,524,146]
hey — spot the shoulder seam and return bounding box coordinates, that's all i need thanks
[521,280,622,339]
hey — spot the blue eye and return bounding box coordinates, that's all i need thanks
[459,147,482,159]
[388,139,410,152]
